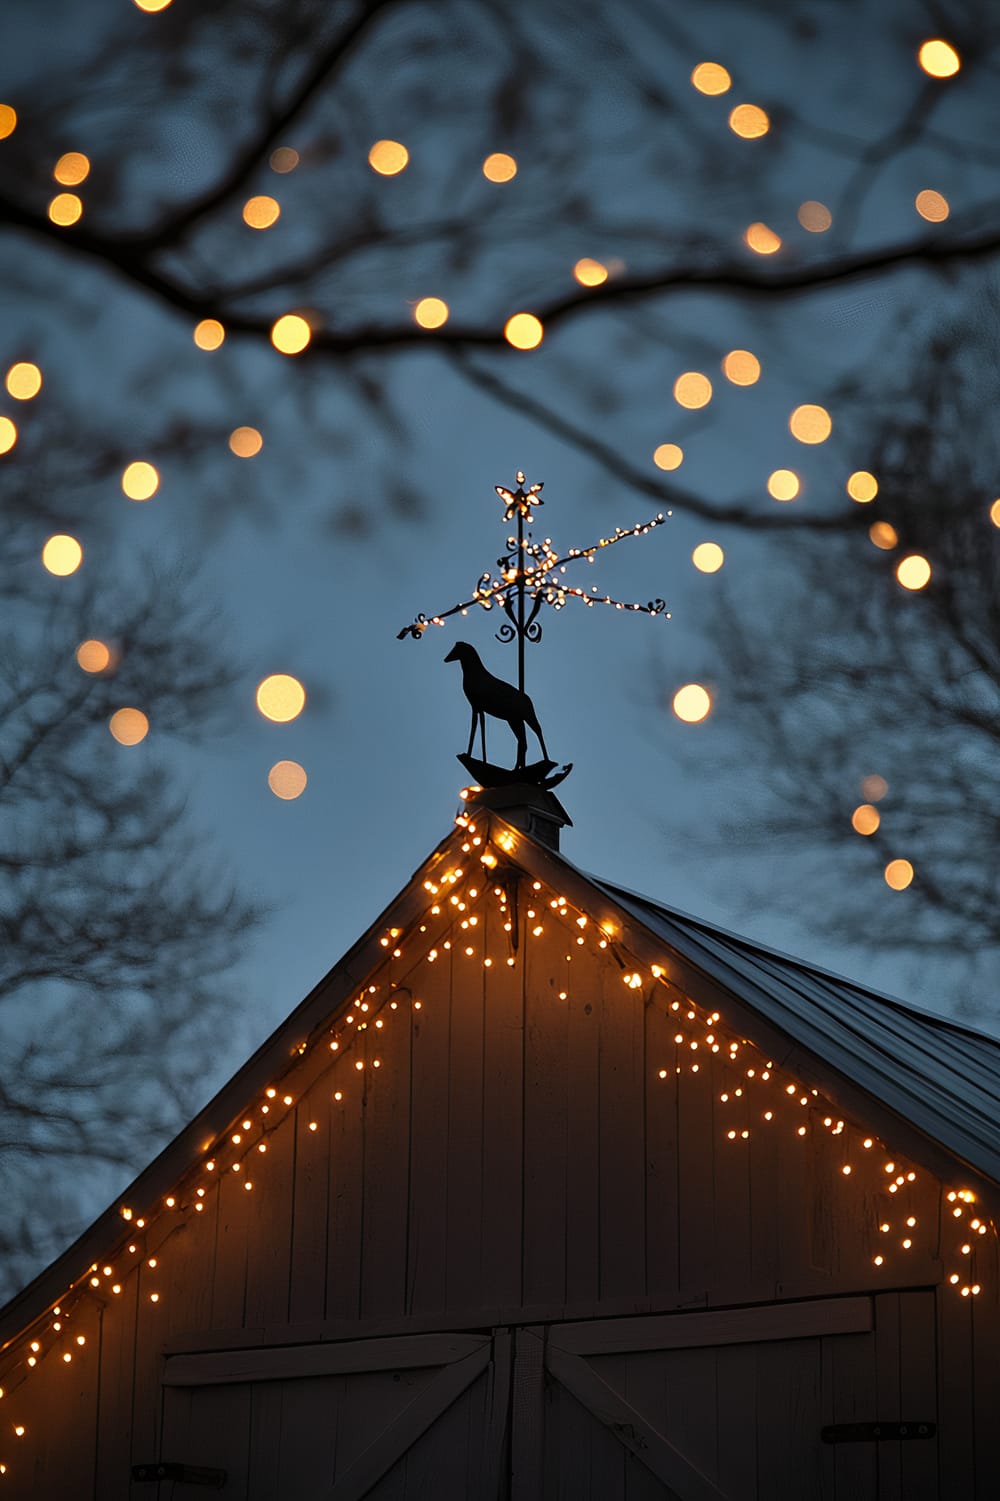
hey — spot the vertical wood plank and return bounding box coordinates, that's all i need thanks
[824,1326,878,1500]
[598,963,646,1302]
[95,1269,140,1501]
[444,920,486,1315]
[972,1227,1000,1498]
[210,1161,251,1330]
[327,1050,365,1324]
[360,981,413,1323]
[522,926,568,1308]
[480,898,524,1311]
[754,1337,831,1501]
[566,955,602,1308]
[289,1078,331,1324]
[510,1326,546,1501]
[875,1291,902,1501]
[406,946,452,1315]
[713,1343,758,1499]
[675,1021,715,1304]
[275,1373,344,1491]
[246,1382,284,1501]
[935,1284,974,1499]
[898,1289,938,1500]
[644,999,679,1309]
[243,1107,295,1328]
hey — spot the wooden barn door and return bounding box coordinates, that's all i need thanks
[520,1292,939,1501]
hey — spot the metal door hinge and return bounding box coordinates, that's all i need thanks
[132,1460,227,1486]
[821,1421,935,1444]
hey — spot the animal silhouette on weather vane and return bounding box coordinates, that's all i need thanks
[398,471,671,789]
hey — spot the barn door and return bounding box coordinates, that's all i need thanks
[516,1292,938,1501]
[155,1328,507,1499]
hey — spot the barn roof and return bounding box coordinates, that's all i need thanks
[591,873,1000,1192]
[2,810,998,1349]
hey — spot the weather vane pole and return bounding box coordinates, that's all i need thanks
[398,470,671,789]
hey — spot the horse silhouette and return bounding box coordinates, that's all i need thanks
[445,641,549,770]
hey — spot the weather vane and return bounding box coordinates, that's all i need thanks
[398,471,671,790]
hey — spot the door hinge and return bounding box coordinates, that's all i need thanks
[821,1421,935,1444]
[132,1460,227,1486]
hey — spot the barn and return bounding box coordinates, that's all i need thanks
[0,789,997,1498]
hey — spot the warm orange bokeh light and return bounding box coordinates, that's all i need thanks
[5,362,41,400]
[573,258,608,287]
[0,105,16,140]
[256,674,306,723]
[869,521,898,550]
[990,499,1000,528]
[896,554,931,590]
[229,426,263,458]
[861,774,889,802]
[42,535,83,576]
[133,0,173,9]
[54,152,90,186]
[672,684,712,723]
[691,62,731,95]
[271,314,312,355]
[268,760,308,800]
[797,200,832,232]
[76,639,112,673]
[722,349,760,385]
[884,859,914,891]
[767,469,799,501]
[482,152,517,183]
[789,404,832,444]
[744,222,781,255]
[915,189,949,222]
[692,542,724,574]
[414,297,449,329]
[504,313,543,350]
[847,470,878,502]
[729,104,769,138]
[121,461,160,501]
[270,147,299,173]
[48,193,82,226]
[243,195,281,229]
[653,443,683,471]
[673,372,712,408]
[368,139,409,175]
[193,319,225,351]
[918,39,960,77]
[0,416,17,454]
[851,804,880,835]
[109,708,149,745]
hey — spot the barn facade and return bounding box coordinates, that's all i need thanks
[1,802,998,1498]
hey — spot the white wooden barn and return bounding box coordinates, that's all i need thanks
[1,793,998,1498]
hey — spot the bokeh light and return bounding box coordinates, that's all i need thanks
[243,195,280,229]
[884,859,914,891]
[270,147,299,173]
[990,499,1000,528]
[861,774,889,802]
[121,461,160,501]
[673,372,712,408]
[847,470,878,502]
[193,319,225,351]
[414,297,449,329]
[767,469,799,501]
[76,639,112,674]
[672,684,712,723]
[271,314,312,355]
[789,404,832,443]
[109,708,149,745]
[573,258,608,287]
[482,153,517,182]
[691,62,731,95]
[229,426,263,458]
[721,349,760,385]
[652,443,683,471]
[504,313,543,350]
[0,416,16,454]
[42,535,83,576]
[896,554,931,590]
[54,152,90,186]
[797,200,832,232]
[5,362,41,400]
[915,189,949,222]
[0,105,16,140]
[869,521,898,549]
[851,804,880,835]
[133,0,173,9]
[692,542,724,573]
[918,39,960,77]
[268,760,308,800]
[256,674,306,723]
[744,222,781,255]
[48,193,82,226]
[728,104,769,138]
[368,139,409,175]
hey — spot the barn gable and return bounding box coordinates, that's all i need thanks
[1,808,998,1497]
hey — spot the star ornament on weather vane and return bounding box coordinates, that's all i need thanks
[398,470,672,791]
